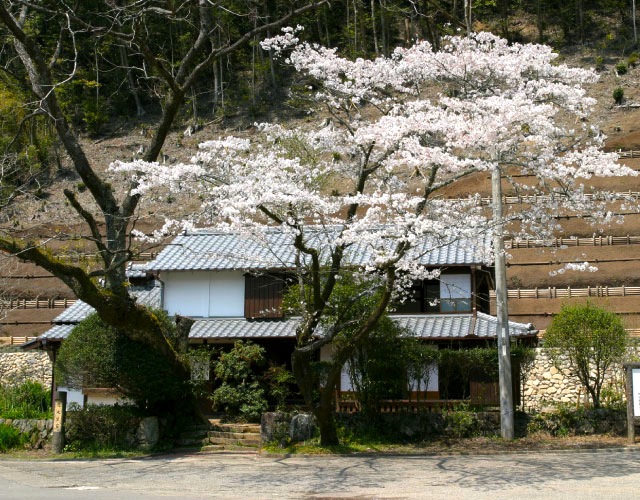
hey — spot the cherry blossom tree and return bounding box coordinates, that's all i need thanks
[112,30,635,445]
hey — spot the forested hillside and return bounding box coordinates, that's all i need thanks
[1,1,640,338]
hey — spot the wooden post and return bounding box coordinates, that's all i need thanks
[52,391,67,453]
[624,363,640,445]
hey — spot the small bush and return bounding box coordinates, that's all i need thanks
[613,87,624,104]
[444,404,479,438]
[264,364,295,411]
[0,381,51,419]
[628,52,639,67]
[211,341,268,422]
[595,56,605,71]
[65,404,143,451]
[0,423,25,452]
[616,62,628,75]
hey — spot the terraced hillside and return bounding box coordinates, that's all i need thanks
[2,48,640,339]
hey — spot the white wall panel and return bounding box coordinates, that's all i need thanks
[209,271,245,317]
[163,271,210,316]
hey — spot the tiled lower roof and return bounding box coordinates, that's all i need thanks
[189,318,299,339]
[37,324,75,341]
[38,312,533,343]
[52,286,161,323]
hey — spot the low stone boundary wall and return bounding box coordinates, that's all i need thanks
[0,418,53,449]
[0,352,52,388]
[522,348,630,410]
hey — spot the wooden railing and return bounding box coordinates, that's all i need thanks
[444,191,640,207]
[0,298,76,310]
[505,235,640,248]
[618,150,640,158]
[0,336,37,345]
[491,286,640,299]
[337,399,464,414]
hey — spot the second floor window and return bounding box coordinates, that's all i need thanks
[396,273,472,314]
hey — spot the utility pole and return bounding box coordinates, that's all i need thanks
[491,166,514,440]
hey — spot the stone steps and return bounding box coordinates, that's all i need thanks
[207,420,261,447]
[175,418,262,450]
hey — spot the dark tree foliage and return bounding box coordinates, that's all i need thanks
[56,313,188,414]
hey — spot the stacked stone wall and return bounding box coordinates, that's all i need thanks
[0,352,52,388]
[522,348,629,410]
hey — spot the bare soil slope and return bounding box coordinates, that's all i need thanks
[3,47,640,336]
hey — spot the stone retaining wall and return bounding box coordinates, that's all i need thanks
[0,352,52,389]
[521,348,629,410]
[0,418,53,449]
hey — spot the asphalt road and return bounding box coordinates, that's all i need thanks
[0,448,638,499]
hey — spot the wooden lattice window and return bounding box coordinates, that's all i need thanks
[244,274,285,319]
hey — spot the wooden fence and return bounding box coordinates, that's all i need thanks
[618,150,640,158]
[446,190,640,207]
[491,285,640,299]
[505,235,640,248]
[57,251,159,263]
[0,298,76,310]
[0,336,37,345]
[337,399,462,413]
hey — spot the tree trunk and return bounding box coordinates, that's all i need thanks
[316,391,339,446]
[371,0,380,56]
[119,45,145,117]
[633,0,638,45]
[464,0,473,34]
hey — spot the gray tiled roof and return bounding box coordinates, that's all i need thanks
[52,286,162,324]
[38,324,75,341]
[475,312,534,338]
[147,230,491,272]
[38,312,533,343]
[189,313,532,340]
[126,262,150,278]
[190,318,300,339]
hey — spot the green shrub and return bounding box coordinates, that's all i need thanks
[616,62,628,75]
[613,87,624,104]
[444,404,479,438]
[0,423,25,452]
[264,364,295,411]
[0,381,51,419]
[628,52,639,67]
[211,341,268,422]
[543,303,627,409]
[65,404,143,451]
[56,313,189,413]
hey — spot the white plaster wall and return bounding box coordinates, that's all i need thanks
[322,345,439,393]
[163,270,245,317]
[209,271,245,316]
[57,386,84,410]
[408,363,439,392]
[163,271,210,316]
